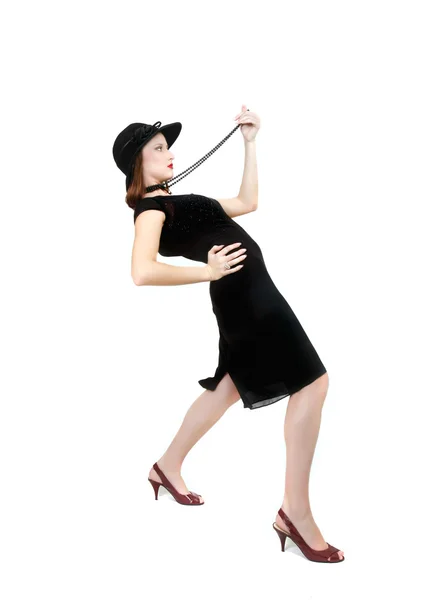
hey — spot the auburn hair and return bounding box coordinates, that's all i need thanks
[125,151,146,210]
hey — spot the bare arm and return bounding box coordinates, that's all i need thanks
[134,261,210,287]
[215,139,258,218]
[131,209,210,286]
[238,139,258,208]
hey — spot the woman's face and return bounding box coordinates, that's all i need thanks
[141,133,175,185]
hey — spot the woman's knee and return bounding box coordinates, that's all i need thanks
[317,371,329,394]
[289,371,329,404]
[307,371,329,398]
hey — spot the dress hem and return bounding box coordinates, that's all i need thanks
[198,365,327,411]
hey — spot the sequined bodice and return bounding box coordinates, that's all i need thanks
[133,193,263,265]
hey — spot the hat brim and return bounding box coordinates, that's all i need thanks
[125,122,182,191]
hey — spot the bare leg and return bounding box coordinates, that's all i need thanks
[148,373,239,502]
[275,373,345,561]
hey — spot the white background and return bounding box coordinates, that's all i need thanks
[1,0,443,598]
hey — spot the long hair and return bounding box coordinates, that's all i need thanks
[125,152,145,210]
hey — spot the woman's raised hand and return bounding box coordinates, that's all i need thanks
[234,104,260,142]
[205,243,247,281]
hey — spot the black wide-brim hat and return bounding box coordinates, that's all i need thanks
[112,121,182,190]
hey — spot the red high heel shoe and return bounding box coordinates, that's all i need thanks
[148,462,204,506]
[273,508,344,563]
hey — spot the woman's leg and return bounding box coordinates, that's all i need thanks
[148,373,239,502]
[275,372,345,560]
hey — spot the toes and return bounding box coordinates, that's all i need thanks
[188,491,203,504]
[328,551,344,562]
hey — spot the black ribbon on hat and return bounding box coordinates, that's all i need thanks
[132,121,162,145]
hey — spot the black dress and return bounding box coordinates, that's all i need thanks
[134,193,327,410]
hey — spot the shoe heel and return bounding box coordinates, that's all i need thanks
[148,478,161,500]
[273,523,288,552]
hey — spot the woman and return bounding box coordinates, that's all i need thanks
[112,107,345,563]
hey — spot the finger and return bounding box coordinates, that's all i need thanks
[225,247,245,259]
[234,106,244,119]
[221,243,242,256]
[229,253,247,265]
[230,247,246,257]
[234,106,249,120]
[227,264,244,274]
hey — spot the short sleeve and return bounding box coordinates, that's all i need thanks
[134,198,165,224]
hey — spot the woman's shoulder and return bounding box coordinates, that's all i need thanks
[133,196,166,223]
[138,193,195,201]
[134,193,197,213]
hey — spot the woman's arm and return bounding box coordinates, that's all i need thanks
[238,139,258,210]
[132,210,210,286]
[133,262,210,286]
[215,141,258,219]
[217,139,258,218]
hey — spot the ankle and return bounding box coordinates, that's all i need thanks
[281,502,312,521]
[156,456,183,473]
